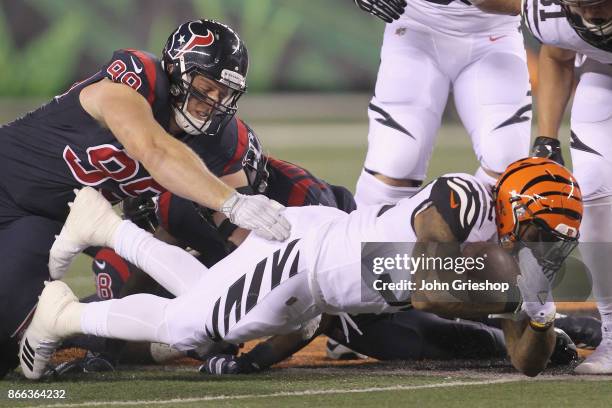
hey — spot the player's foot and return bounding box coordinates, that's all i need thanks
[575,338,612,374]
[49,187,122,279]
[20,281,80,380]
[326,339,367,360]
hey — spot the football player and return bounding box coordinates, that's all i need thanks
[470,0,612,375]
[49,153,354,369]
[0,19,292,380]
[20,157,582,379]
[353,0,531,207]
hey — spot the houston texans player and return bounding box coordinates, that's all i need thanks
[470,0,612,375]
[20,158,583,379]
[0,19,291,380]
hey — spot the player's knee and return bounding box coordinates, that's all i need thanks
[478,126,530,174]
[355,169,421,206]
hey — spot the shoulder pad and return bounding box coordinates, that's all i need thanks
[429,175,487,241]
[103,49,166,107]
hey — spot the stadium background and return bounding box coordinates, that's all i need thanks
[2,2,601,407]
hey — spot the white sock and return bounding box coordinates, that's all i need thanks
[112,220,207,296]
[580,196,612,341]
[354,169,419,207]
[60,302,86,337]
[81,295,171,345]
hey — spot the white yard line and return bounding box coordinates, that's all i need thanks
[22,378,524,408]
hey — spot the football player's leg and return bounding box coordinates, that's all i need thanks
[111,220,208,297]
[0,216,61,378]
[570,64,612,374]
[454,41,531,190]
[220,271,319,345]
[325,310,506,360]
[355,32,450,206]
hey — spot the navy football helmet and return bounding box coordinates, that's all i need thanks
[162,19,249,136]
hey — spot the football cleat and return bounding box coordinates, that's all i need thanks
[326,339,367,360]
[49,187,122,279]
[46,351,115,378]
[20,281,79,380]
[575,338,612,374]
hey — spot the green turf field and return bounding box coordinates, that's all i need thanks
[3,117,601,408]
[2,365,612,407]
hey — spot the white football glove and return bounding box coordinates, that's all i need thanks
[220,192,291,241]
[354,0,406,23]
[517,247,556,325]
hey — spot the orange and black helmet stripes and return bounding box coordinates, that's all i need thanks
[494,157,583,243]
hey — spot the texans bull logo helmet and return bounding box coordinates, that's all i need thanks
[162,19,249,136]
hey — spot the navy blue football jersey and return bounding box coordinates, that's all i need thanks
[183,116,254,177]
[0,49,171,221]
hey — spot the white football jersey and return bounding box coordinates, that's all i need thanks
[309,173,497,315]
[402,0,520,35]
[522,0,612,64]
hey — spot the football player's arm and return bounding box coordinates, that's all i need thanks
[468,0,521,15]
[536,45,576,139]
[410,207,511,318]
[500,318,555,377]
[80,79,234,210]
[80,80,290,241]
[202,315,332,374]
[532,45,576,163]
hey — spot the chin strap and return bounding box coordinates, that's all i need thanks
[173,106,210,136]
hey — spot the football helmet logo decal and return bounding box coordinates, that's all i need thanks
[172,26,215,59]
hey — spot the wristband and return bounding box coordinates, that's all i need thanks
[529,319,553,332]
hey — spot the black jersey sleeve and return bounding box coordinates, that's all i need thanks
[265,157,338,207]
[428,176,484,242]
[102,49,167,109]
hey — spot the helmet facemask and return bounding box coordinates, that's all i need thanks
[514,220,579,279]
[170,70,244,136]
[504,197,579,278]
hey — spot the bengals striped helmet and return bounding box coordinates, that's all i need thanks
[494,157,583,271]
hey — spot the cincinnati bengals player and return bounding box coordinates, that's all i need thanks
[472,0,612,376]
[353,0,531,207]
[20,158,582,379]
[0,19,291,380]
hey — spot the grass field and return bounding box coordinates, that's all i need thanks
[3,117,610,408]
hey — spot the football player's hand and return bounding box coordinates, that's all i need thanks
[199,354,260,375]
[354,0,407,23]
[532,136,565,166]
[220,192,290,241]
[517,248,556,327]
